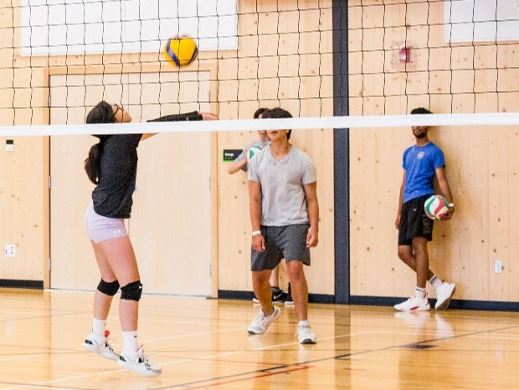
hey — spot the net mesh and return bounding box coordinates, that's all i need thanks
[0,1,518,134]
[349,0,519,116]
[2,0,334,129]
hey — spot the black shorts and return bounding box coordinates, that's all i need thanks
[398,195,434,246]
[251,224,311,271]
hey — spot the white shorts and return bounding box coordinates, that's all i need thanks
[84,202,128,244]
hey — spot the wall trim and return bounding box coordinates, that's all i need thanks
[218,291,519,312]
[350,295,519,312]
[218,290,335,304]
[0,280,44,289]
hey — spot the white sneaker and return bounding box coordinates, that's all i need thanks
[119,346,162,377]
[83,331,118,360]
[297,321,316,344]
[393,296,430,312]
[248,306,281,335]
[435,282,456,310]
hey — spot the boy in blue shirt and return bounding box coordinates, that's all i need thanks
[394,107,456,312]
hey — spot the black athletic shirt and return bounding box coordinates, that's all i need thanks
[91,111,203,218]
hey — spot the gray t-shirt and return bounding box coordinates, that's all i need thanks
[234,139,270,172]
[248,145,316,226]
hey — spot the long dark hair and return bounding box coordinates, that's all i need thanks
[84,101,114,184]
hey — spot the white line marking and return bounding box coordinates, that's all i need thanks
[2,330,375,389]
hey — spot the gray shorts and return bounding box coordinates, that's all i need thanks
[84,202,128,244]
[251,224,311,271]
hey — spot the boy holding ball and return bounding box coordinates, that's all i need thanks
[394,107,456,312]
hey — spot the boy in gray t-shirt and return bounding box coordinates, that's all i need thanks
[247,107,319,344]
[227,108,289,304]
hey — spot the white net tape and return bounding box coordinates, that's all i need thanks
[1,113,519,137]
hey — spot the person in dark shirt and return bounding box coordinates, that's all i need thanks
[82,101,216,376]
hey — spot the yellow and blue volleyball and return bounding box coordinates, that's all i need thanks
[424,194,452,220]
[163,36,198,67]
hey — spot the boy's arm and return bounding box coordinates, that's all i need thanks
[303,182,319,248]
[248,180,265,252]
[435,166,455,219]
[227,155,248,174]
[395,171,406,229]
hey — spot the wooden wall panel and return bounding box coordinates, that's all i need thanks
[217,0,335,296]
[349,1,519,302]
[1,0,335,297]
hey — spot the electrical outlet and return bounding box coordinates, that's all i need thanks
[494,259,503,274]
[4,244,15,258]
[5,139,14,152]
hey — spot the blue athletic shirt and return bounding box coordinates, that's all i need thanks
[402,142,445,203]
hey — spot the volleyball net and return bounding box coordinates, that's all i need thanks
[0,0,518,136]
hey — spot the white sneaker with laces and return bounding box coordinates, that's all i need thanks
[297,321,316,344]
[435,282,456,310]
[393,296,430,312]
[119,346,162,377]
[248,306,281,335]
[83,331,118,360]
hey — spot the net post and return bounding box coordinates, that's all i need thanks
[333,0,350,305]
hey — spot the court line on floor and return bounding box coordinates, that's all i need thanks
[0,381,96,390]
[332,324,519,360]
[0,310,90,322]
[0,325,247,364]
[173,365,311,390]
[150,324,519,389]
[1,330,374,389]
[11,322,516,389]
[147,331,374,389]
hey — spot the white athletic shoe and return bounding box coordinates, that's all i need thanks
[435,282,456,310]
[296,321,316,344]
[393,296,430,312]
[83,331,118,360]
[248,306,281,335]
[119,346,162,377]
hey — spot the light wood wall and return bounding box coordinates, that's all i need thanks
[349,0,519,301]
[0,0,49,285]
[217,0,335,295]
[0,0,336,296]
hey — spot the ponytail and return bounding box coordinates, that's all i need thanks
[84,101,114,184]
[84,143,103,184]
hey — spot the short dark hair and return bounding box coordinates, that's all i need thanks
[254,107,268,119]
[261,107,293,139]
[410,107,432,115]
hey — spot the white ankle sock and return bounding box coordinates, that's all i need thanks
[415,287,426,299]
[429,275,443,290]
[298,320,310,327]
[92,318,106,338]
[122,331,139,354]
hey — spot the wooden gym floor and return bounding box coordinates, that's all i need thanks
[0,289,518,389]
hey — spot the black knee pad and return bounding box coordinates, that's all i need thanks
[120,281,143,301]
[97,279,120,296]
